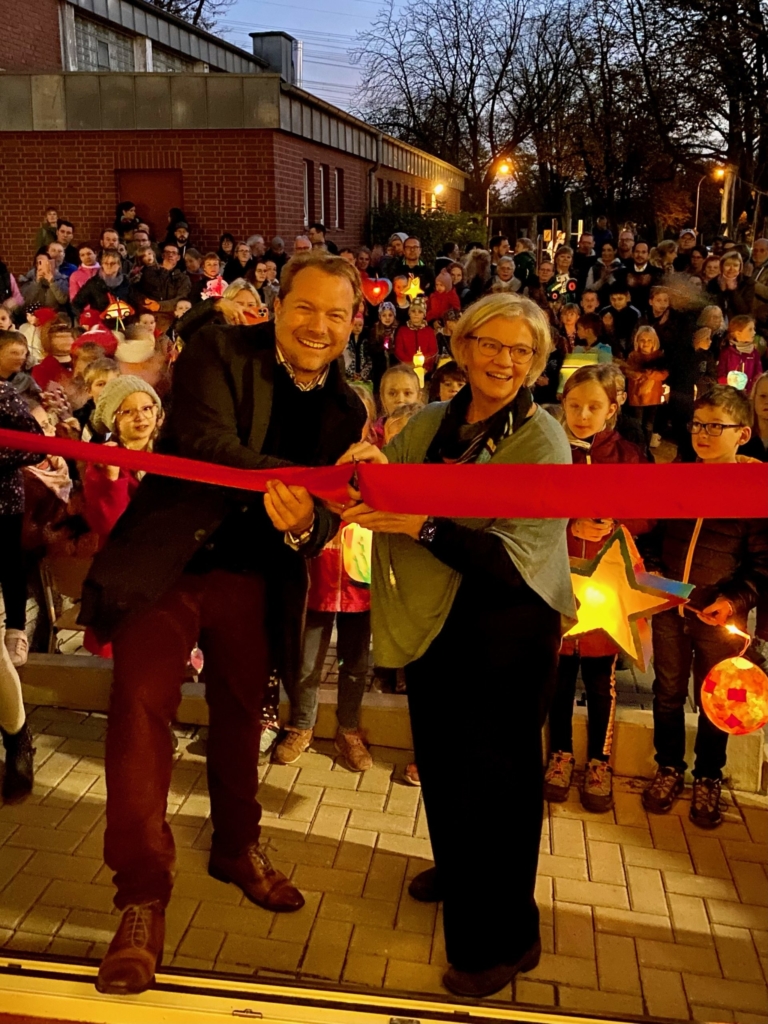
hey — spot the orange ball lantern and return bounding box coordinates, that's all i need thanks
[701,656,768,736]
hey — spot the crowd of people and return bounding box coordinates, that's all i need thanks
[0,203,767,999]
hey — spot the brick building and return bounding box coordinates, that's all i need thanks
[0,0,466,275]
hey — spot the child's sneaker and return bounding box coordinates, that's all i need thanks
[273,727,313,765]
[4,629,28,668]
[543,751,575,803]
[642,766,684,813]
[581,758,614,812]
[690,777,722,829]
[403,762,421,786]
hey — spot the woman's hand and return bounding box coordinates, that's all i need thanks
[143,299,160,312]
[215,298,250,325]
[342,502,426,540]
[264,480,315,534]
[336,442,388,466]
[571,518,615,543]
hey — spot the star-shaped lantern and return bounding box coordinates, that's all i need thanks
[564,526,693,669]
[404,275,423,300]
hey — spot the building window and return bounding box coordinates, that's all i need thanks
[152,46,194,72]
[417,189,422,210]
[377,178,384,208]
[387,180,393,203]
[75,15,135,71]
[396,183,402,203]
[303,160,315,226]
[319,165,327,225]
[334,169,345,229]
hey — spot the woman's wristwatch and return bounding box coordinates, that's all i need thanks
[417,517,438,545]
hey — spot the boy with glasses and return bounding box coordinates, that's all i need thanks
[640,385,768,827]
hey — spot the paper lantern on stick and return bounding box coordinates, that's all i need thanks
[361,277,392,306]
[701,626,768,735]
[564,526,693,670]
[412,348,426,389]
[101,296,134,332]
[404,275,423,300]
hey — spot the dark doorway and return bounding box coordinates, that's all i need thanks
[116,169,184,242]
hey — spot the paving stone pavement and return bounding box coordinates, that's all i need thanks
[1,705,767,1022]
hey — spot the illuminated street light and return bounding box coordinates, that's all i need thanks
[487,158,513,231]
[694,167,724,234]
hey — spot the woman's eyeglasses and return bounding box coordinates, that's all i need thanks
[687,421,743,436]
[467,336,536,363]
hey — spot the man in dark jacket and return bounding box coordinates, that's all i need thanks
[83,253,367,996]
[130,242,191,312]
[71,250,131,317]
[391,236,435,295]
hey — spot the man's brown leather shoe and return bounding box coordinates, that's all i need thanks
[209,843,305,912]
[96,901,164,995]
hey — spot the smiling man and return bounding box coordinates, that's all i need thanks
[81,252,366,997]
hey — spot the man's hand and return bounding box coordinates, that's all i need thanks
[571,518,615,543]
[215,298,250,325]
[264,481,315,534]
[695,597,734,627]
[342,503,426,540]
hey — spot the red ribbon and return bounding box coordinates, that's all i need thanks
[1,428,766,519]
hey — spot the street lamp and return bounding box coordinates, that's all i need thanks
[695,167,724,235]
[486,158,512,233]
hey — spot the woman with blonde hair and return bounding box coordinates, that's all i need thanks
[337,294,575,998]
[706,250,759,319]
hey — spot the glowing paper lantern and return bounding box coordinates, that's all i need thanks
[101,297,134,332]
[361,277,392,306]
[412,348,426,389]
[726,369,749,391]
[404,276,423,300]
[342,523,372,586]
[565,526,693,669]
[701,627,768,735]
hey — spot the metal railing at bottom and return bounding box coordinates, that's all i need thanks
[0,954,642,1024]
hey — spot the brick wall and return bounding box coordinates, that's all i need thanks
[0,127,460,275]
[0,0,61,72]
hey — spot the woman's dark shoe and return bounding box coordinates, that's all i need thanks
[443,940,542,998]
[642,766,684,814]
[1,723,35,803]
[96,901,164,995]
[408,866,442,903]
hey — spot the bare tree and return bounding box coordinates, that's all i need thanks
[145,0,234,31]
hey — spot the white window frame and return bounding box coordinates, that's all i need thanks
[303,161,310,227]
[319,164,326,225]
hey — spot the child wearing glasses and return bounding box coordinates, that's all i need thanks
[640,385,768,828]
[545,364,650,813]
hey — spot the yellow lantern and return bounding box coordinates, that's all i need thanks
[412,347,426,389]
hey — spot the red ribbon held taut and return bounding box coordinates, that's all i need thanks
[1,428,766,519]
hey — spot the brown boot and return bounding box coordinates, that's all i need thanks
[334,729,373,772]
[209,843,305,912]
[273,727,313,765]
[96,901,164,995]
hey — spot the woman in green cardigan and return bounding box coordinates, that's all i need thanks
[338,294,576,998]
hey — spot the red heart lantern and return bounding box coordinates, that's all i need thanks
[362,277,392,306]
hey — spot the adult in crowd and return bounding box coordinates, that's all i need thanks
[246,234,267,260]
[19,254,69,312]
[114,202,139,238]
[393,237,435,295]
[489,235,511,276]
[435,242,460,275]
[377,233,408,279]
[308,223,338,255]
[169,222,191,258]
[80,253,367,996]
[513,238,537,290]
[0,256,24,313]
[338,294,575,998]
[56,220,79,266]
[33,207,59,252]
[69,243,100,298]
[293,235,312,256]
[706,251,758,320]
[264,237,288,276]
[130,242,190,313]
[592,215,613,250]
[572,232,597,293]
[584,241,624,304]
[217,233,236,265]
[624,240,661,312]
[673,229,698,271]
[224,242,254,284]
[72,250,130,318]
[617,228,636,262]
